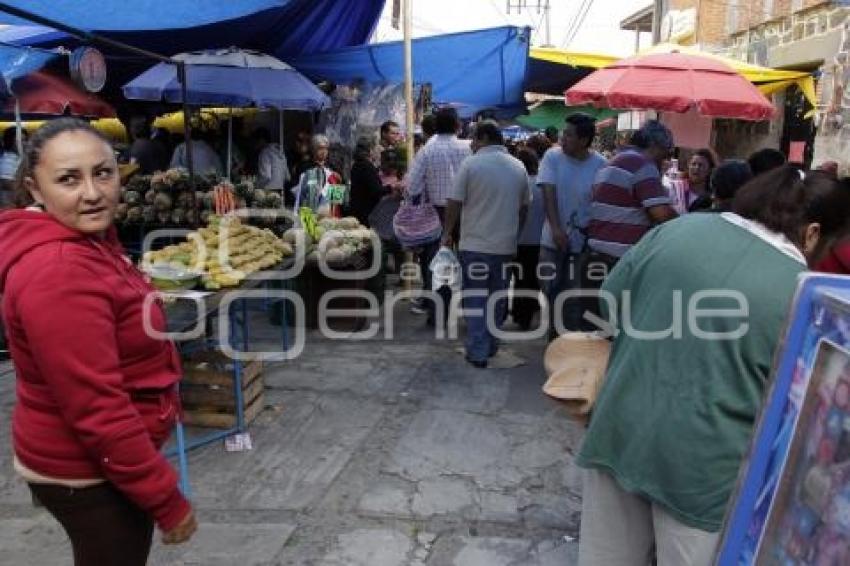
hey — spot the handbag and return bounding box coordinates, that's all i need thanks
[368,194,402,243]
[392,189,442,249]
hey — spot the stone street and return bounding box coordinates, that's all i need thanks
[0,299,584,565]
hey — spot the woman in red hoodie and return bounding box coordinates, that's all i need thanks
[0,118,196,565]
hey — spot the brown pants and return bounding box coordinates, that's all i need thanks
[29,482,154,566]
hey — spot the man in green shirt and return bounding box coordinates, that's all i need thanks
[575,167,850,566]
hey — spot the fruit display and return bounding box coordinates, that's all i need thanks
[143,215,293,290]
[117,168,283,227]
[284,209,375,266]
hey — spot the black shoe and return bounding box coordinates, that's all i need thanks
[465,356,488,369]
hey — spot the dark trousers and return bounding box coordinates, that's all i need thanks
[511,245,541,329]
[29,482,154,566]
[418,205,457,327]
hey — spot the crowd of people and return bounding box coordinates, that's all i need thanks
[5,102,850,566]
[351,107,850,565]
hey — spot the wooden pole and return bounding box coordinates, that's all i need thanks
[403,0,415,162]
[403,0,415,293]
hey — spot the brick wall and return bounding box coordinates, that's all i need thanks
[660,0,843,49]
[698,0,731,46]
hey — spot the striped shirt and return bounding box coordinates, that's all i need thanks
[587,148,671,258]
[407,134,472,206]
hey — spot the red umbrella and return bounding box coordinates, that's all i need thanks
[565,52,775,121]
[3,72,116,118]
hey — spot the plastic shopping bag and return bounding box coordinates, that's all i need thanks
[429,246,461,292]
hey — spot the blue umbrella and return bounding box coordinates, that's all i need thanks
[122,47,329,111]
[123,47,329,179]
[0,43,59,154]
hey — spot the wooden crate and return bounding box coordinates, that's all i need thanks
[180,351,265,428]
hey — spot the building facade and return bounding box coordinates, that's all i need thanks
[654,0,850,169]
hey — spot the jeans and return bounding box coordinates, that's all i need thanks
[417,239,444,325]
[460,251,512,363]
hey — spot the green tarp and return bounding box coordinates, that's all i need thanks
[516,100,619,130]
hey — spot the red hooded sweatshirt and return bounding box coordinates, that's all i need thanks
[0,209,190,531]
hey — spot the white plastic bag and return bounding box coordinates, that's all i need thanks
[429,246,461,292]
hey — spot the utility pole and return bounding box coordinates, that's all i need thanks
[507,0,550,46]
[403,0,414,163]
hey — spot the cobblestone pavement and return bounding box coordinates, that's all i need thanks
[0,298,584,565]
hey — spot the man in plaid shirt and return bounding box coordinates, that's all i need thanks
[407,107,472,326]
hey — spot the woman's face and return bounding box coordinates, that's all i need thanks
[688,155,711,185]
[26,130,120,235]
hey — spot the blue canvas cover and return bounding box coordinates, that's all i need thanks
[0,1,385,59]
[0,43,58,90]
[288,26,531,117]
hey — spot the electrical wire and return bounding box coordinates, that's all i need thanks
[560,0,590,48]
[563,0,595,48]
[488,0,512,25]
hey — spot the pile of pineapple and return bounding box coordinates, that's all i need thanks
[117,169,283,226]
[143,216,294,290]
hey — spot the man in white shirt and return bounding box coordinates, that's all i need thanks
[442,121,529,367]
[254,128,289,192]
[170,130,223,176]
[406,107,472,326]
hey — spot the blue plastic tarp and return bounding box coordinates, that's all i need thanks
[0,43,58,91]
[288,26,531,118]
[0,0,385,59]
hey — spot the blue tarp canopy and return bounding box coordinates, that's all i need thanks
[0,1,385,60]
[288,26,531,118]
[0,43,58,91]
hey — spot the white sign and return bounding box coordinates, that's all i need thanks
[661,8,697,43]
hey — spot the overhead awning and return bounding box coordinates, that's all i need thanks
[0,1,385,59]
[288,26,531,118]
[528,43,816,111]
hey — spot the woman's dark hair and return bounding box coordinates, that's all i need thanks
[516,148,539,176]
[732,165,850,247]
[434,107,460,135]
[14,117,111,207]
[711,160,753,204]
[564,113,596,148]
[690,148,717,173]
[747,147,786,177]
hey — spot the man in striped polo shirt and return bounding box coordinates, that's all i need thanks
[587,120,678,267]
